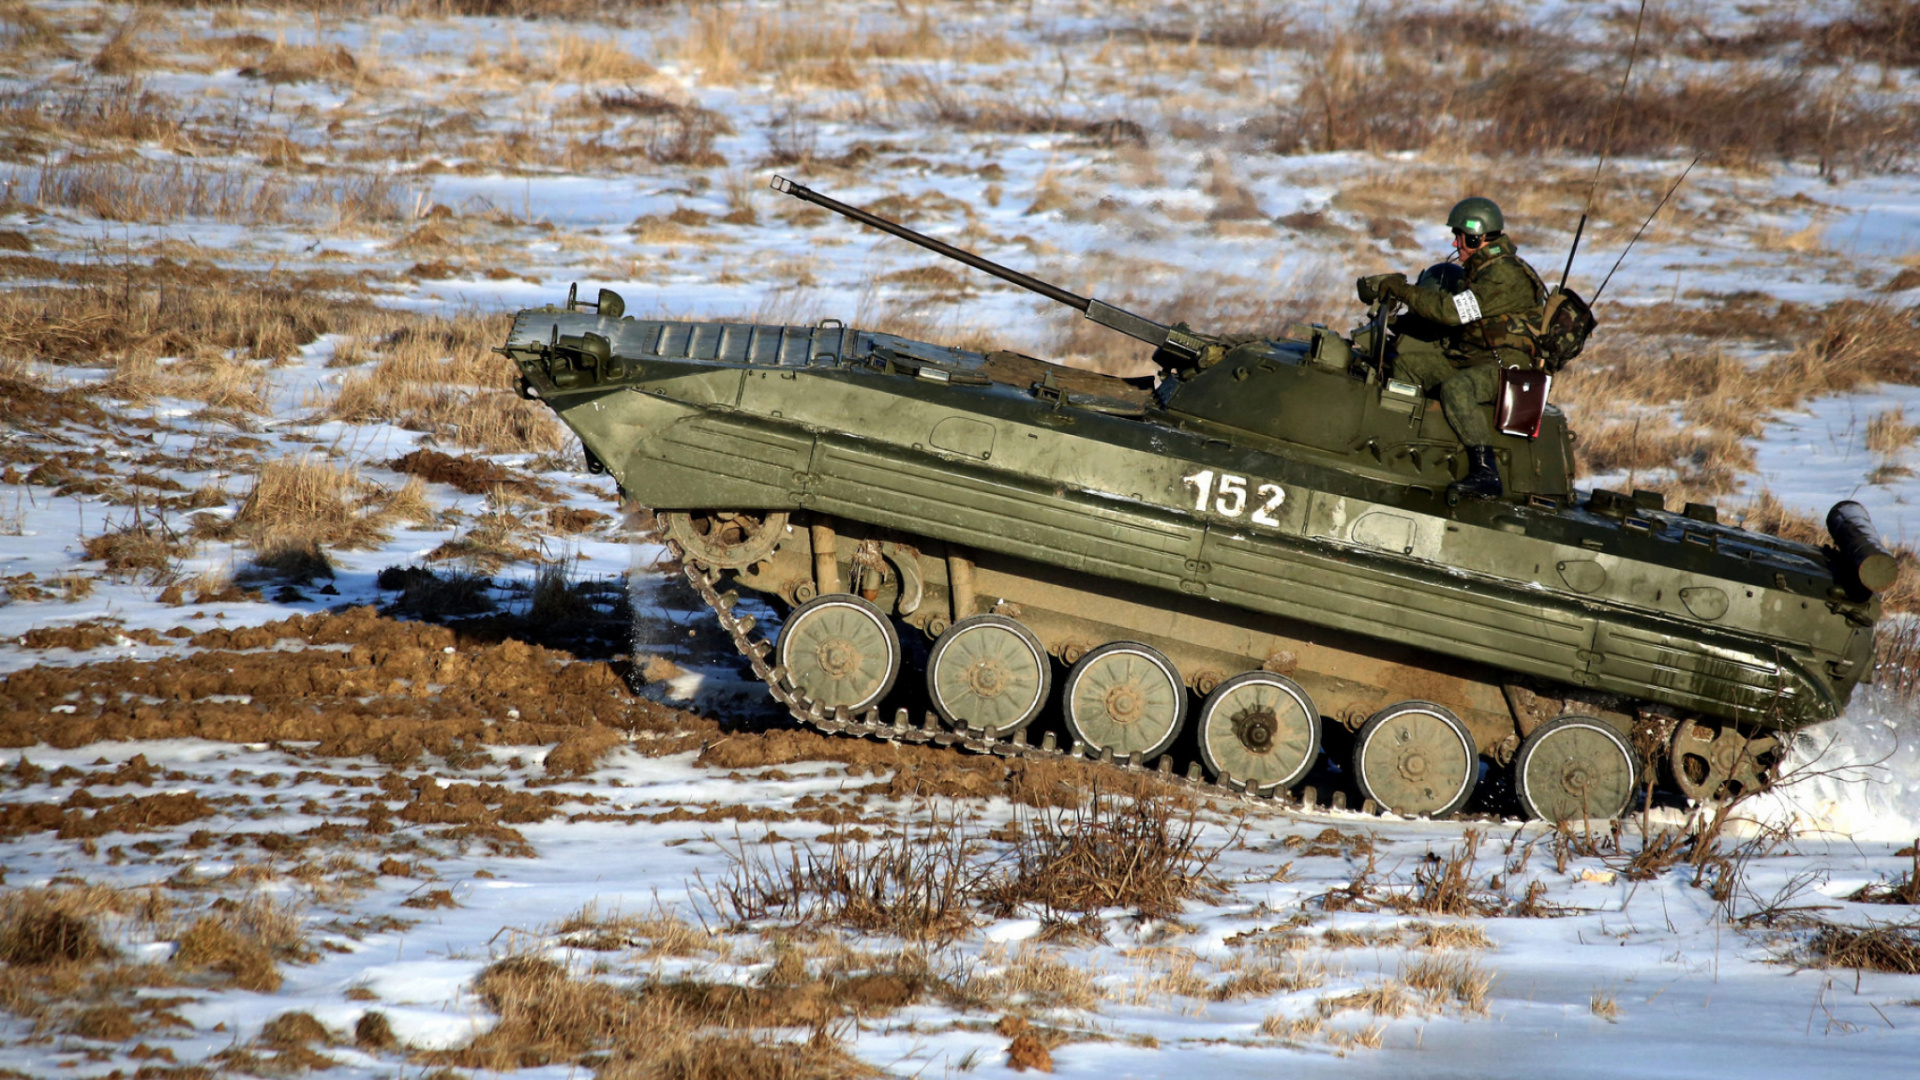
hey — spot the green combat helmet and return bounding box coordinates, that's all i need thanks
[1447,196,1503,237]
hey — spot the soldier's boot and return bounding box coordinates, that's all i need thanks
[1448,446,1504,504]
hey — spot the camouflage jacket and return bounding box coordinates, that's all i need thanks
[1395,239,1547,365]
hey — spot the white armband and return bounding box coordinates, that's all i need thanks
[1451,290,1483,324]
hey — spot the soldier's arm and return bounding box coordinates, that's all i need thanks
[1387,261,1535,326]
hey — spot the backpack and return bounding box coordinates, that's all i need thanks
[1533,286,1597,372]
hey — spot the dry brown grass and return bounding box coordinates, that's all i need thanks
[1868,407,1920,456]
[665,7,1019,86]
[544,32,653,82]
[439,952,882,1078]
[699,810,985,943]
[1561,302,1920,502]
[426,485,544,571]
[227,455,397,552]
[1590,988,1620,1021]
[1403,954,1491,1014]
[0,278,376,369]
[1875,619,1920,702]
[0,2,78,60]
[28,158,409,226]
[1253,12,1917,172]
[243,43,373,88]
[1211,955,1327,1000]
[172,893,311,993]
[321,313,566,455]
[982,790,1230,921]
[551,901,719,958]
[81,515,189,582]
[1408,922,1494,951]
[1316,980,1414,1020]
[960,943,1103,1012]
[1801,921,1920,973]
[0,889,117,967]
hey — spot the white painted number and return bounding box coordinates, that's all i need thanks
[1185,469,1215,510]
[1216,474,1246,516]
[1253,483,1286,526]
[1183,470,1286,525]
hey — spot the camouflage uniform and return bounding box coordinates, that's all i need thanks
[1382,238,1546,446]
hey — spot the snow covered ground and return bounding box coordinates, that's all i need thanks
[3,1,1920,1076]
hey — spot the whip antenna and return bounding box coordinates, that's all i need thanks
[1592,154,1699,304]
[1563,0,1649,293]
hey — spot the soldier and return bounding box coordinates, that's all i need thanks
[1357,197,1546,501]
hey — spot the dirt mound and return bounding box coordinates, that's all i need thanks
[0,791,219,841]
[389,449,547,498]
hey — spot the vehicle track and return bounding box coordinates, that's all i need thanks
[670,541,1388,816]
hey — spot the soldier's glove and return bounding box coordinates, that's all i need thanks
[1356,273,1406,305]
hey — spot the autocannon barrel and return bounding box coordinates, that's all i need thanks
[1827,500,1899,593]
[769,175,1205,363]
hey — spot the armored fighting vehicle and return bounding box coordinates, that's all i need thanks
[498,177,1890,820]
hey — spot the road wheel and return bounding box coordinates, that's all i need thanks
[925,614,1050,736]
[1352,701,1478,818]
[1061,642,1185,760]
[775,594,900,713]
[1514,715,1638,822]
[1197,672,1320,794]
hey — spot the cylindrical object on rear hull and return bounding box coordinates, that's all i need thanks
[1827,501,1899,593]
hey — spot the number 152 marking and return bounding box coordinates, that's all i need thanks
[1183,470,1285,525]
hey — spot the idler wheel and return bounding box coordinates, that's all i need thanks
[1670,718,1778,804]
[1352,701,1478,818]
[1062,642,1186,760]
[925,614,1051,737]
[661,510,789,569]
[774,594,900,712]
[1196,671,1321,795]
[1514,715,1638,822]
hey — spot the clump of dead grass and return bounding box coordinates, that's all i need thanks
[700,809,986,942]
[666,6,1016,86]
[1402,954,1492,1013]
[225,454,398,552]
[80,514,190,582]
[426,486,545,571]
[1875,619,1920,702]
[437,951,879,1077]
[957,943,1103,1012]
[1867,407,1920,456]
[1800,921,1920,974]
[0,890,117,967]
[982,789,1230,922]
[173,893,312,992]
[240,43,372,88]
[322,314,565,455]
[551,900,719,958]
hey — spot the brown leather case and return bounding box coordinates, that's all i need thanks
[1496,367,1551,438]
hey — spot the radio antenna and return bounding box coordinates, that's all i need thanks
[1592,154,1700,304]
[1562,0,1649,293]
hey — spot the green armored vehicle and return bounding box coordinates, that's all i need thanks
[498,178,1889,820]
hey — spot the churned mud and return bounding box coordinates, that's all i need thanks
[0,606,1158,841]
